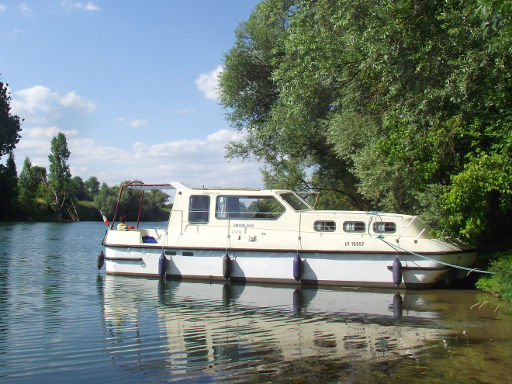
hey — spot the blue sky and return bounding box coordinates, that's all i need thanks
[0,0,263,187]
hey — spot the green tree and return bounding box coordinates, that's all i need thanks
[93,181,170,222]
[17,157,48,219]
[94,182,118,218]
[71,176,87,201]
[220,0,512,246]
[84,176,100,200]
[0,81,21,159]
[19,157,37,215]
[0,152,18,219]
[141,189,170,220]
[0,81,22,220]
[47,132,78,221]
[220,0,367,208]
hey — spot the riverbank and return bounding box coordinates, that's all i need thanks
[476,250,512,301]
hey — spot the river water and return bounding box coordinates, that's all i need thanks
[0,221,511,383]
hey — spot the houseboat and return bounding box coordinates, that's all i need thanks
[99,182,477,288]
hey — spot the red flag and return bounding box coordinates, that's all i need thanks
[100,211,109,226]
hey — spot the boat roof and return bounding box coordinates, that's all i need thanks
[123,183,175,191]
[123,182,263,192]
[119,182,414,219]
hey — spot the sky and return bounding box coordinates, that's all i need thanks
[0,0,263,187]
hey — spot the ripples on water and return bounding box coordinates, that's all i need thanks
[0,222,511,383]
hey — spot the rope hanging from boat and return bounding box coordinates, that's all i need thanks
[377,235,495,275]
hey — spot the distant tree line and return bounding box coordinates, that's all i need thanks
[0,81,169,222]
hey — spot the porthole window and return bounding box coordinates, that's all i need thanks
[373,222,396,233]
[314,221,336,232]
[343,221,365,233]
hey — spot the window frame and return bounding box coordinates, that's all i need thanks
[215,195,285,220]
[278,192,311,211]
[188,195,211,224]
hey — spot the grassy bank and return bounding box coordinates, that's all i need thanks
[476,251,512,302]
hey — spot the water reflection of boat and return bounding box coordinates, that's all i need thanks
[100,276,447,379]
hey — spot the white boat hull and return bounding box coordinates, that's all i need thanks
[104,245,477,288]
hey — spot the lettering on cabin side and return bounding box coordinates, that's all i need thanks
[345,241,364,247]
[233,224,254,228]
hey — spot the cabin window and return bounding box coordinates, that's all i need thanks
[343,221,365,233]
[279,192,311,211]
[314,221,336,232]
[373,222,396,233]
[188,195,210,223]
[215,196,285,220]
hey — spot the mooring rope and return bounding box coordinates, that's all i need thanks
[377,235,495,275]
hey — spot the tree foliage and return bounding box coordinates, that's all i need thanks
[47,132,78,221]
[18,157,47,218]
[0,81,22,219]
[220,0,512,246]
[94,181,170,222]
[0,152,18,219]
[84,176,100,200]
[0,81,21,158]
[71,176,88,201]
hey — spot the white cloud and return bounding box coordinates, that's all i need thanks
[206,129,238,143]
[116,117,148,128]
[10,86,261,187]
[15,126,262,188]
[130,129,235,163]
[11,86,56,123]
[117,129,261,187]
[18,3,32,17]
[11,85,96,123]
[60,90,96,113]
[61,1,101,11]
[195,65,223,100]
[83,1,101,11]
[14,126,78,166]
[0,4,7,12]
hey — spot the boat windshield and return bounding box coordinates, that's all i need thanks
[278,192,311,211]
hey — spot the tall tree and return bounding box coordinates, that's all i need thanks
[18,157,36,215]
[47,132,78,221]
[0,81,21,159]
[220,0,512,246]
[0,152,18,219]
[0,81,22,220]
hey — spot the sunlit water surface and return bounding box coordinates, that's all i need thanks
[0,222,511,383]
